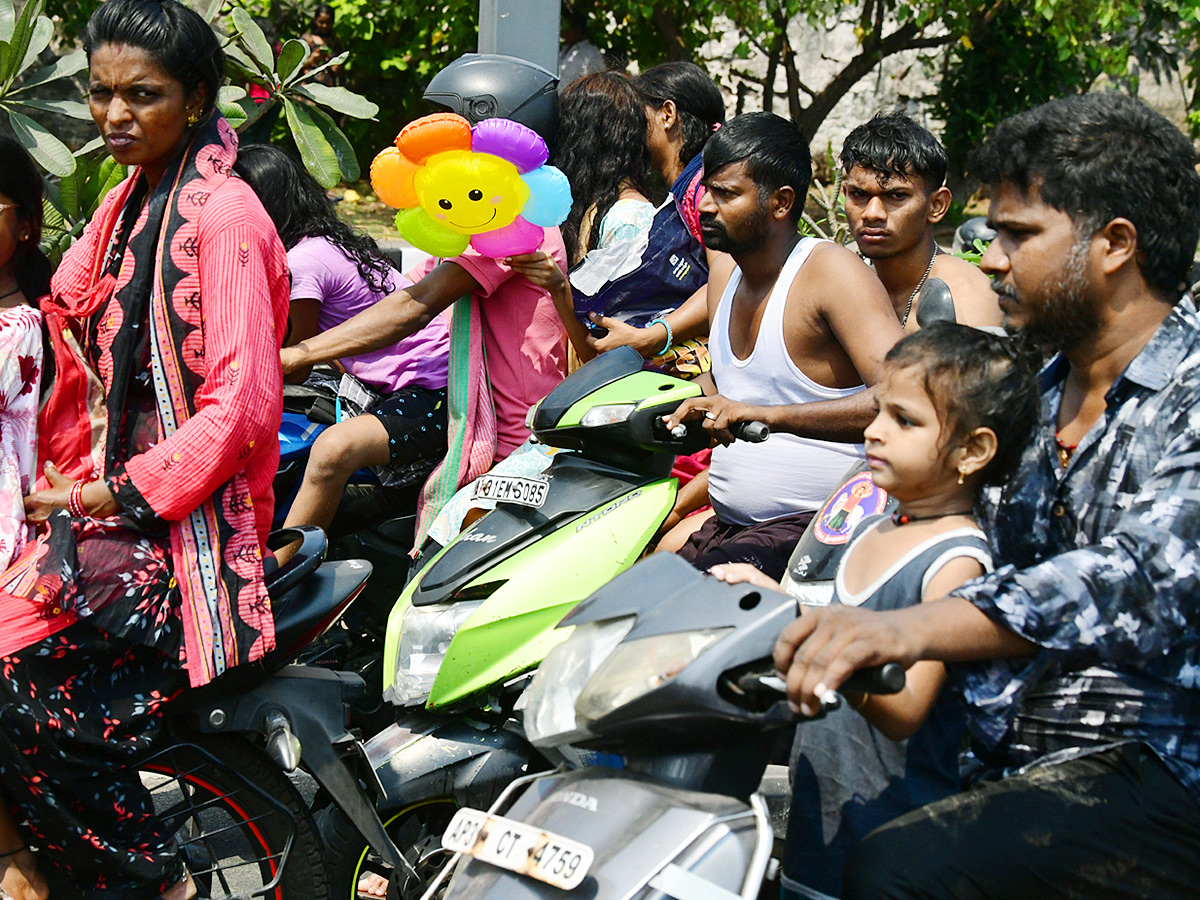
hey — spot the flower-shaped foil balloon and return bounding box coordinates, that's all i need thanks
[370,113,573,258]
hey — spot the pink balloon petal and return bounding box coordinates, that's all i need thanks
[470,217,544,257]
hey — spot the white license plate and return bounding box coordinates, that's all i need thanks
[472,474,549,508]
[442,807,593,890]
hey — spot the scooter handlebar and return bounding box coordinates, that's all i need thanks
[738,662,905,715]
[731,420,769,443]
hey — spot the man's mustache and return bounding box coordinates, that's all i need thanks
[991,278,1018,300]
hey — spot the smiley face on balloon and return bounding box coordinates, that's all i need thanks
[370,113,572,258]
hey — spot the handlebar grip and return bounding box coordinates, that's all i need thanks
[840,662,906,696]
[732,420,769,442]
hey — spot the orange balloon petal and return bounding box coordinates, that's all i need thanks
[396,112,472,164]
[370,147,418,209]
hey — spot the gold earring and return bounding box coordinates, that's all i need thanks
[957,469,966,485]
[187,110,201,127]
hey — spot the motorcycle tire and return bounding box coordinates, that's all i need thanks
[138,732,330,900]
[319,797,458,900]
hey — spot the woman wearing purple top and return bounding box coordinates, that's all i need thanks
[236,145,449,559]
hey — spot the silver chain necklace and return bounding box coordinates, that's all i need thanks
[900,246,938,327]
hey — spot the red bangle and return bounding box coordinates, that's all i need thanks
[68,479,88,518]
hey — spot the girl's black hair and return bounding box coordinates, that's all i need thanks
[0,136,52,299]
[633,62,725,173]
[883,322,1040,488]
[553,71,661,263]
[234,144,395,294]
[85,0,223,113]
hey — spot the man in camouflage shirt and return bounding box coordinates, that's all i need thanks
[774,92,1200,899]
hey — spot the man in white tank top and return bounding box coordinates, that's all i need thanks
[840,112,1001,332]
[665,112,905,579]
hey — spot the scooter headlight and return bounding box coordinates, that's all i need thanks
[579,404,636,428]
[384,600,485,707]
[573,628,731,724]
[524,617,635,747]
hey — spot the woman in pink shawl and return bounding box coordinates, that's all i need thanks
[0,1,289,896]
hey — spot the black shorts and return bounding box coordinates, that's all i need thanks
[368,385,448,487]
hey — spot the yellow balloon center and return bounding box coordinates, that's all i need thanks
[413,150,529,234]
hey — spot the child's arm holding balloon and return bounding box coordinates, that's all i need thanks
[505,251,595,363]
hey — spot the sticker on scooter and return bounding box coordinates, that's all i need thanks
[812,471,889,545]
[473,473,550,508]
[442,807,594,890]
[575,489,642,532]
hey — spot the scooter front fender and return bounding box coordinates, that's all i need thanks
[365,712,541,813]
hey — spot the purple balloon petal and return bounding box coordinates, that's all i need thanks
[472,118,548,173]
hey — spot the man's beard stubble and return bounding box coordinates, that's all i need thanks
[1004,239,1103,356]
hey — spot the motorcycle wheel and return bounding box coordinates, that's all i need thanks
[139,733,329,900]
[320,798,458,900]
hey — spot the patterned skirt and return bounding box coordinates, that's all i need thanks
[0,517,187,898]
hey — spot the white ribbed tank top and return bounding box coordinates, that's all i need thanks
[708,238,866,525]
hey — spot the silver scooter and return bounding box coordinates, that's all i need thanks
[417,552,903,900]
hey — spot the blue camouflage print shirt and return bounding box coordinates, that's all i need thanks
[953,297,1200,800]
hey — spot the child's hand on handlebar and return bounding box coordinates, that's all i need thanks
[708,563,782,592]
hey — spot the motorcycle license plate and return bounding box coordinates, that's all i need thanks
[472,474,549,508]
[442,807,593,890]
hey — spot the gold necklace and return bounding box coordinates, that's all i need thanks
[900,246,938,327]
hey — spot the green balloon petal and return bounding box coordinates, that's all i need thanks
[396,207,470,257]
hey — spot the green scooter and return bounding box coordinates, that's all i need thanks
[319,345,767,899]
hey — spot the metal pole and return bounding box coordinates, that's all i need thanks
[478,0,561,74]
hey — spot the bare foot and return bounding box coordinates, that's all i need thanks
[357,872,388,898]
[0,848,49,900]
[159,867,196,900]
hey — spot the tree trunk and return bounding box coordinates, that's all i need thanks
[652,5,690,61]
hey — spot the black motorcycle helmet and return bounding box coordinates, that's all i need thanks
[424,53,560,149]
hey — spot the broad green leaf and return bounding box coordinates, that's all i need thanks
[15,48,87,90]
[81,156,127,214]
[8,108,74,175]
[218,84,248,103]
[276,38,307,85]
[75,135,105,155]
[231,8,274,75]
[219,98,248,127]
[58,159,83,218]
[0,0,14,44]
[283,97,340,188]
[16,15,52,77]
[223,39,262,78]
[291,51,347,88]
[41,195,65,233]
[0,41,9,79]
[305,101,360,182]
[15,97,90,119]
[1,0,43,86]
[293,82,379,119]
[195,0,224,24]
[235,96,273,131]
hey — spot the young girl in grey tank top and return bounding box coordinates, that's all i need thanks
[711,323,1040,898]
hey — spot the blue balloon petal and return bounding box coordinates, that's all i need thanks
[521,165,573,227]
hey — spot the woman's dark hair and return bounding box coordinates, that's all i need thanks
[634,62,725,172]
[970,92,1200,302]
[0,136,52,299]
[553,71,661,263]
[883,322,1040,488]
[85,0,223,113]
[234,144,394,294]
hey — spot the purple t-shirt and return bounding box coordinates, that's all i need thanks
[289,236,449,393]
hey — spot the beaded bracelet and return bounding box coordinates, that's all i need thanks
[649,316,673,355]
